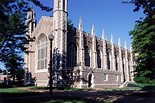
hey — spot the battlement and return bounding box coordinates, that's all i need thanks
[41,16,53,21]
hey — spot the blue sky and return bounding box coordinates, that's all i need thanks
[0,0,145,70]
[33,0,145,48]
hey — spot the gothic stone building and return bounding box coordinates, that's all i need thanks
[24,0,134,88]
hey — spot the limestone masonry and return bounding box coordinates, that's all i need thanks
[24,0,134,88]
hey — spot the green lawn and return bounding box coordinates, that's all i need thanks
[0,88,28,93]
[0,87,99,103]
[28,86,93,91]
[1,83,154,103]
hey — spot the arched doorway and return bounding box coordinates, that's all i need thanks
[88,73,92,87]
[87,73,94,87]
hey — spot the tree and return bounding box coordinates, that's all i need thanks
[126,0,155,83]
[130,18,155,83]
[4,53,23,83]
[123,0,155,18]
[0,0,52,78]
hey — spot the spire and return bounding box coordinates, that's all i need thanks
[118,38,121,46]
[26,5,36,34]
[102,28,107,70]
[78,17,83,31]
[102,28,105,40]
[91,24,97,68]
[124,41,127,49]
[79,17,84,66]
[111,33,115,71]
[130,44,132,52]
[110,34,113,43]
[91,23,95,36]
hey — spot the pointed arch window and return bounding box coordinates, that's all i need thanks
[122,56,125,72]
[85,46,90,67]
[37,33,48,70]
[67,43,77,67]
[116,55,119,71]
[107,50,111,70]
[97,49,101,68]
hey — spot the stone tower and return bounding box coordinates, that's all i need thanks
[25,6,36,70]
[53,0,68,68]
[52,0,68,84]
[24,6,36,84]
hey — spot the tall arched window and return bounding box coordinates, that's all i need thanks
[116,55,118,71]
[85,46,90,67]
[37,33,48,70]
[97,49,101,68]
[107,50,111,70]
[67,43,77,67]
[121,56,126,81]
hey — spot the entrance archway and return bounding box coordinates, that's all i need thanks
[87,73,94,87]
[88,73,92,87]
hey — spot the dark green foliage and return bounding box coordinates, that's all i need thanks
[4,53,24,83]
[0,0,52,62]
[0,0,28,61]
[29,0,52,11]
[134,76,150,83]
[67,19,74,27]
[0,0,52,82]
[127,0,155,83]
[16,69,24,81]
[123,0,155,19]
[130,16,155,82]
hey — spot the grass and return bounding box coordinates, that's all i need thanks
[135,83,155,88]
[0,88,28,93]
[1,83,154,103]
[0,87,99,103]
[0,87,42,98]
[28,86,49,90]
[110,87,141,91]
[28,86,93,91]
[127,82,155,87]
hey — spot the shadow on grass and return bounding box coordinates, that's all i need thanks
[0,91,100,103]
[1,85,155,103]
[113,84,155,103]
[28,86,93,91]
[0,87,99,103]
[0,91,49,103]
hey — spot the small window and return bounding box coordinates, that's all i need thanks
[103,74,108,81]
[116,75,119,81]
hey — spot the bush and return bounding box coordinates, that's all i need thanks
[134,77,150,83]
[149,80,155,84]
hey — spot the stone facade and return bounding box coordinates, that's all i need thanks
[24,0,134,88]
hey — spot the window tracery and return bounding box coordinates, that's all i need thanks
[37,34,48,70]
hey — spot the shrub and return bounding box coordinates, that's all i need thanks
[134,77,150,83]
